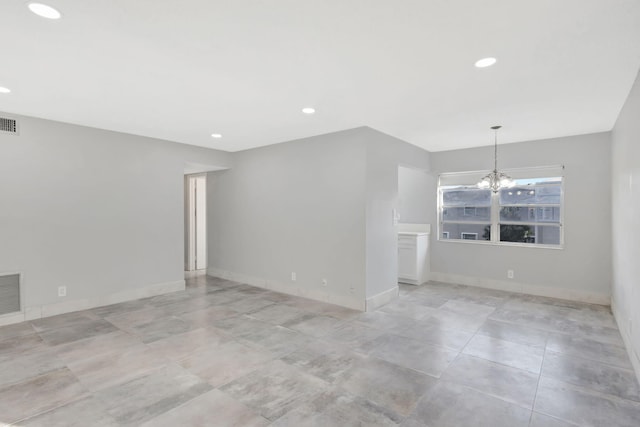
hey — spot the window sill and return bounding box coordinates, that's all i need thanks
[436,238,564,250]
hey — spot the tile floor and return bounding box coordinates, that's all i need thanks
[1,276,639,426]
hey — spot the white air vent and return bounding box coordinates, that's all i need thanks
[0,117,18,135]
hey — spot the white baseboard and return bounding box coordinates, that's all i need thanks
[0,311,27,327]
[207,267,365,311]
[184,270,207,279]
[398,276,420,285]
[366,286,399,312]
[611,299,640,388]
[429,272,611,306]
[0,280,185,327]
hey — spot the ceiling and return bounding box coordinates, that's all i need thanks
[1,1,640,152]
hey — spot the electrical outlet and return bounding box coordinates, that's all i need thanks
[291,272,296,282]
[58,286,67,297]
[322,279,328,287]
[349,287,355,294]
[507,270,514,279]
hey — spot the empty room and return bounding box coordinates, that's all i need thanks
[1,1,640,426]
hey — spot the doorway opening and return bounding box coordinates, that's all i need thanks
[185,174,207,272]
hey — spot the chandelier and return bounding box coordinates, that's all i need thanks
[477,125,514,192]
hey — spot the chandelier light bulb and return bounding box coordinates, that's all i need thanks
[501,178,514,188]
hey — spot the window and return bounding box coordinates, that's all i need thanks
[438,168,563,247]
[463,207,476,216]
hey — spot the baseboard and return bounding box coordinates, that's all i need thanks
[0,280,185,326]
[184,270,207,279]
[398,276,420,285]
[611,299,640,388]
[366,286,399,312]
[207,267,365,311]
[429,272,610,306]
[0,311,27,327]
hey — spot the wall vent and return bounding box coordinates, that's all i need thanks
[0,273,21,315]
[0,117,19,135]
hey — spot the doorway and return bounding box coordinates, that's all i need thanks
[185,174,207,271]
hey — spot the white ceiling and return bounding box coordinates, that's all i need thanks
[1,0,640,152]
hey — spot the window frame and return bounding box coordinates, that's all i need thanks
[437,168,565,249]
[463,207,477,216]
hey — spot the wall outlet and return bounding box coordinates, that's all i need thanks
[58,286,67,297]
[507,270,514,279]
[322,279,328,287]
[349,287,355,294]
[291,272,296,282]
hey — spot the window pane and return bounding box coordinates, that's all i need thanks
[499,224,560,245]
[442,188,491,207]
[499,180,561,205]
[500,206,561,223]
[442,223,491,241]
[443,206,491,222]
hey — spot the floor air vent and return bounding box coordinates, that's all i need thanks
[0,117,18,135]
[0,274,21,315]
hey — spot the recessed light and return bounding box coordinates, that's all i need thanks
[0,87,11,94]
[475,57,497,68]
[211,133,222,139]
[28,3,62,20]
[302,107,315,114]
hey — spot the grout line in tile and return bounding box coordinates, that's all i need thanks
[528,341,547,426]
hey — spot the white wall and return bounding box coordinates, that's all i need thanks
[430,132,612,304]
[612,70,640,381]
[364,130,431,304]
[398,166,432,224]
[0,113,231,323]
[207,128,368,309]
[206,126,432,310]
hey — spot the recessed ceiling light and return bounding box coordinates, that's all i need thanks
[302,107,316,114]
[28,3,62,20]
[211,133,222,139]
[475,57,497,68]
[0,87,11,94]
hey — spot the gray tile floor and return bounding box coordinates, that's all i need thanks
[1,276,639,426]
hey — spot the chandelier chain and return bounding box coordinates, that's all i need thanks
[494,128,498,172]
[477,125,514,193]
